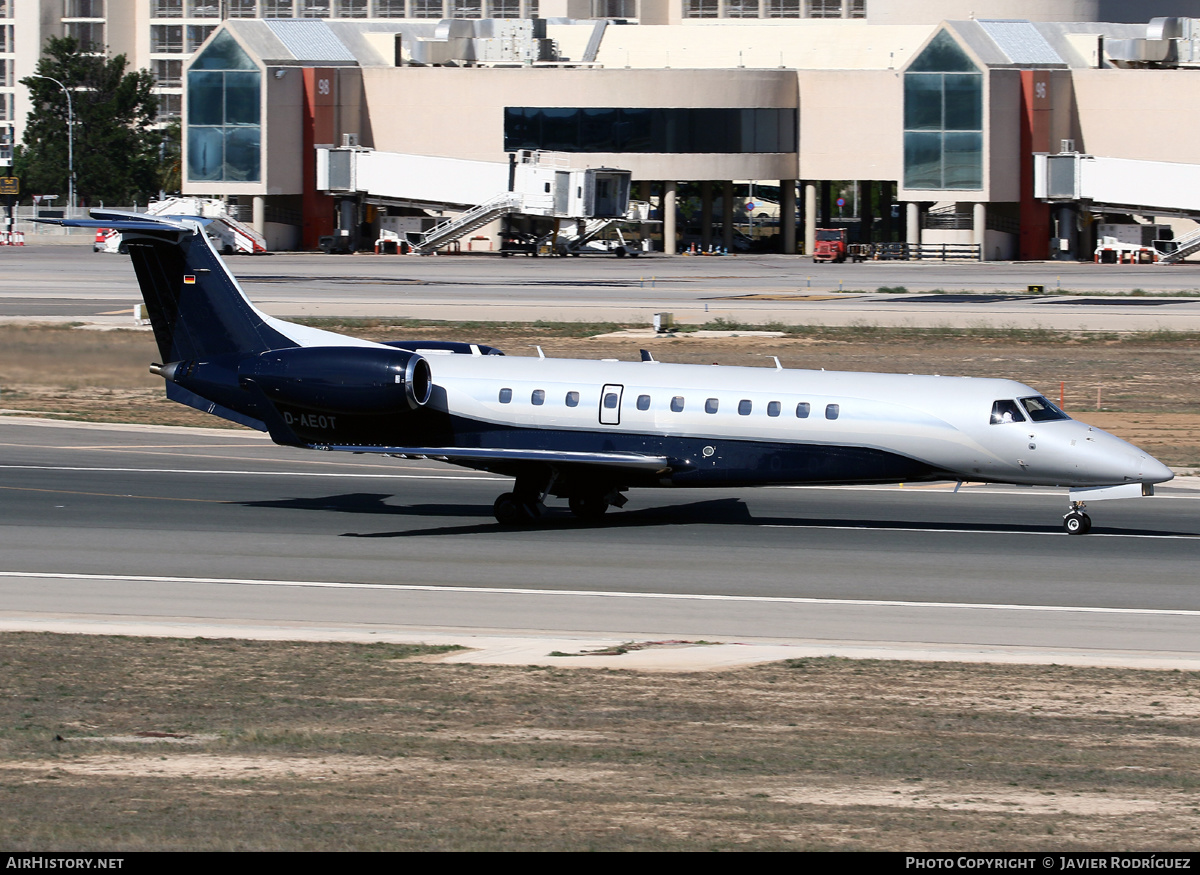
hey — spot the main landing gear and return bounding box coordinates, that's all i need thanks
[1063,501,1092,535]
[491,469,626,526]
[493,492,543,526]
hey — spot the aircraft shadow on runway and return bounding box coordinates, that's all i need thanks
[240,491,493,518]
[234,491,1182,539]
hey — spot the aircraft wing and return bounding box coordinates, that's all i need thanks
[319,444,674,472]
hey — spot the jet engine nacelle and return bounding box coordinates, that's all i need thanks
[238,346,433,415]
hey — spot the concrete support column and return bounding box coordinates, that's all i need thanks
[906,202,921,246]
[639,181,652,250]
[1054,204,1078,261]
[973,202,987,261]
[700,181,713,251]
[252,196,265,238]
[803,182,817,256]
[780,178,796,255]
[338,197,357,250]
[722,180,734,251]
[662,180,677,255]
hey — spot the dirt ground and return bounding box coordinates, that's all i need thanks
[0,633,1197,851]
[3,322,1199,467]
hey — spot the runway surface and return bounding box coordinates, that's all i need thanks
[7,245,1200,331]
[2,419,1198,667]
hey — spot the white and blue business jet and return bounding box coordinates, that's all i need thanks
[46,211,1172,534]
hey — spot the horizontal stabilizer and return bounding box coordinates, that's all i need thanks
[35,210,211,234]
[320,445,673,472]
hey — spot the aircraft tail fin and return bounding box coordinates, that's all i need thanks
[38,211,295,363]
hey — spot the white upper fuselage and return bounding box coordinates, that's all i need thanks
[411,352,1172,489]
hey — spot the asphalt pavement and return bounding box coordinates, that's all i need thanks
[6,242,1200,331]
[1,418,1198,669]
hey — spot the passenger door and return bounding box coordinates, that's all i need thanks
[599,384,623,425]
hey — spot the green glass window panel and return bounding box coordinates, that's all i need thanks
[187,126,224,180]
[224,71,261,125]
[503,107,796,154]
[908,29,978,73]
[503,107,539,151]
[620,108,652,151]
[755,108,781,152]
[903,74,943,131]
[690,108,726,152]
[738,108,757,152]
[903,131,942,189]
[224,127,261,182]
[943,74,982,131]
[191,29,256,70]
[187,71,224,126]
[942,131,982,189]
[579,108,617,151]
[541,108,578,152]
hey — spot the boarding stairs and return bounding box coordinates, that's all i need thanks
[317,146,632,254]
[1155,226,1200,263]
[146,197,266,253]
[414,194,522,254]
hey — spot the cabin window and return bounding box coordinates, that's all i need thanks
[795,402,810,419]
[499,388,512,403]
[565,391,580,407]
[1020,396,1070,422]
[671,396,685,412]
[705,398,719,414]
[637,394,651,410]
[738,399,752,416]
[767,401,781,417]
[990,399,1025,424]
[604,392,619,409]
[825,403,840,420]
[531,389,545,406]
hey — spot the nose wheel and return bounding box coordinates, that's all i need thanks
[1063,502,1092,535]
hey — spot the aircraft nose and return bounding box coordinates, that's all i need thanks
[1084,428,1173,485]
[1139,453,1175,485]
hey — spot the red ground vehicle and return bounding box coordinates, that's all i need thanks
[812,228,847,263]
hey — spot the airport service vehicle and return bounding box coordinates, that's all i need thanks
[44,211,1172,533]
[812,228,847,263]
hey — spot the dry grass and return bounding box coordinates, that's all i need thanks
[1,633,1197,851]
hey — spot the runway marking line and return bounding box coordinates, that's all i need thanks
[762,524,1199,540]
[0,444,457,475]
[0,484,220,503]
[0,464,503,481]
[2,570,1198,618]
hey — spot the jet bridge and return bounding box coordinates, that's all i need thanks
[316,146,632,254]
[1034,152,1200,263]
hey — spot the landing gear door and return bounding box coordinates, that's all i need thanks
[599,384,623,425]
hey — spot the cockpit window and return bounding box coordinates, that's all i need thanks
[1020,396,1070,422]
[990,399,1025,424]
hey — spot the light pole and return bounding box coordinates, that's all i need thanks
[31,74,74,216]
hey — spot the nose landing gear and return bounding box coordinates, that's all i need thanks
[1063,501,1092,535]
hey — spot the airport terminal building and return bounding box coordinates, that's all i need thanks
[13,1,1200,257]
